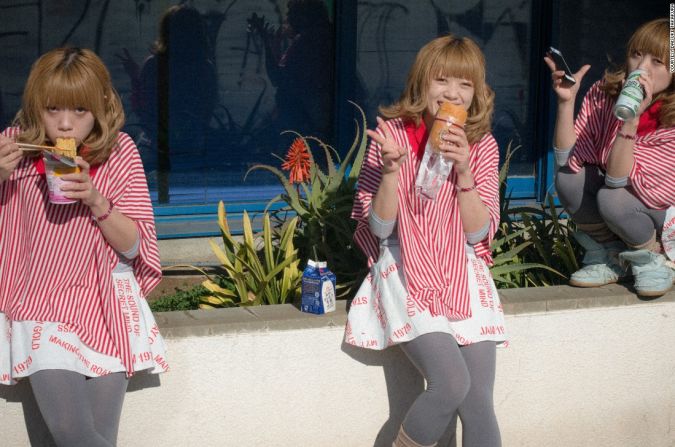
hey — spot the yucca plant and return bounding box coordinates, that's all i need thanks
[246,101,369,298]
[507,195,580,286]
[199,201,302,308]
[490,224,555,287]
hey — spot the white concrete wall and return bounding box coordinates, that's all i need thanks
[1,289,674,446]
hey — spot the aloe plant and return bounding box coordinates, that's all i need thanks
[200,201,302,307]
[246,101,369,298]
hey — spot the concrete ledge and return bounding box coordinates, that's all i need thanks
[154,283,675,338]
[154,302,348,338]
[498,282,675,313]
[2,285,674,446]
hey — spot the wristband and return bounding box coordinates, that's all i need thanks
[456,183,477,193]
[617,132,635,141]
[94,200,114,223]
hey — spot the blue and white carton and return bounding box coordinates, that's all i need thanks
[301,260,336,314]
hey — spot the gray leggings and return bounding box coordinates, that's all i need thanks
[29,370,128,447]
[556,165,666,246]
[400,333,500,446]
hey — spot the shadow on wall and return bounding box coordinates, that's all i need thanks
[341,341,458,447]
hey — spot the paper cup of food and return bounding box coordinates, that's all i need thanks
[44,138,80,205]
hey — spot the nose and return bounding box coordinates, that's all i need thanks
[57,111,73,131]
[443,83,460,101]
[635,54,655,74]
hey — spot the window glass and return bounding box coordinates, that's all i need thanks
[558,0,666,110]
[0,0,336,205]
[355,0,536,176]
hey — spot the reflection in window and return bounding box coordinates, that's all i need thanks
[558,0,665,114]
[125,0,336,204]
[249,0,335,141]
[0,1,336,206]
[355,0,535,176]
[120,5,219,203]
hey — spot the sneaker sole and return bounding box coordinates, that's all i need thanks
[569,278,618,288]
[635,288,673,298]
[635,276,675,297]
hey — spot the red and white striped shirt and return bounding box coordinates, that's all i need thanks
[0,128,162,375]
[568,80,675,209]
[352,118,500,320]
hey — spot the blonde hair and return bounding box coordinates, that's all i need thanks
[379,34,494,144]
[600,18,675,126]
[14,47,125,165]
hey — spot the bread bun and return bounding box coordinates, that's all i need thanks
[437,102,468,126]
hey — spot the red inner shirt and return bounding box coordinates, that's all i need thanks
[404,118,430,159]
[637,100,662,136]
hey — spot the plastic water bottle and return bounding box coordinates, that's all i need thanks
[415,102,468,200]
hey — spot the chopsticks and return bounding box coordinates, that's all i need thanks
[17,143,57,153]
[17,142,78,166]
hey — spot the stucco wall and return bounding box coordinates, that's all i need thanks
[1,285,674,446]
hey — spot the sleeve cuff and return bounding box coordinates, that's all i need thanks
[465,221,490,245]
[605,173,629,188]
[118,228,141,259]
[369,209,397,240]
[553,145,574,167]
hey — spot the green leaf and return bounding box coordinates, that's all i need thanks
[347,101,369,180]
[263,213,274,271]
[210,240,234,269]
[246,164,304,212]
[305,136,339,178]
[490,262,560,277]
[242,211,256,253]
[202,280,238,297]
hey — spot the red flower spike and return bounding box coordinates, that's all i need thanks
[281,137,311,184]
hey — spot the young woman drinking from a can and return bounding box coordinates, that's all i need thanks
[545,18,675,297]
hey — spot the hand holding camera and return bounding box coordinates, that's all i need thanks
[246,13,275,39]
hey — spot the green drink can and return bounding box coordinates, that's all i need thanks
[613,69,645,121]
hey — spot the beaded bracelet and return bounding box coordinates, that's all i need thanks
[617,132,636,140]
[456,183,477,193]
[94,200,114,223]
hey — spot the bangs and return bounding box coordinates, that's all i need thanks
[627,20,668,61]
[37,67,103,113]
[17,47,124,160]
[429,41,483,84]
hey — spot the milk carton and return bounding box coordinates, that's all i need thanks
[301,260,336,314]
[318,262,336,312]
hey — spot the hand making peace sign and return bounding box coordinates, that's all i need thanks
[366,117,408,175]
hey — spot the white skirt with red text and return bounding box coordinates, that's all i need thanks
[0,271,169,385]
[344,241,507,350]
